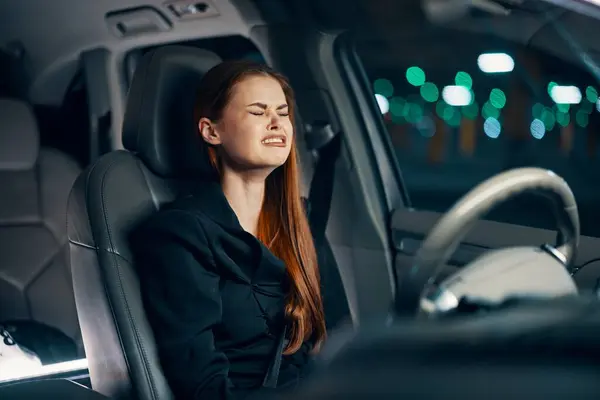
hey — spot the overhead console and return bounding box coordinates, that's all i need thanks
[164,0,220,21]
[105,1,220,38]
[105,7,172,38]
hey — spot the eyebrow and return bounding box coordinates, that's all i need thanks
[247,102,288,110]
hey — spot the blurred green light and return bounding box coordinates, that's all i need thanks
[435,101,447,119]
[420,82,439,102]
[406,66,426,86]
[555,103,570,113]
[374,78,394,97]
[482,101,500,119]
[455,71,473,89]
[447,109,462,127]
[405,103,424,123]
[532,103,544,120]
[556,111,570,127]
[389,96,406,117]
[391,113,405,124]
[540,107,555,131]
[443,108,456,122]
[547,81,558,96]
[462,101,479,120]
[576,110,589,127]
[489,88,506,109]
[586,86,598,103]
[435,101,457,122]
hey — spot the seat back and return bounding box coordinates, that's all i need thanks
[67,46,222,400]
[0,98,82,352]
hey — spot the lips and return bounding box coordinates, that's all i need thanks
[261,134,287,147]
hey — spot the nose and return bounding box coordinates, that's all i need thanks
[267,113,281,131]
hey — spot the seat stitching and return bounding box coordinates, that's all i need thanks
[98,154,161,400]
[81,157,136,396]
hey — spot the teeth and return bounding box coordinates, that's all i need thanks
[262,138,284,144]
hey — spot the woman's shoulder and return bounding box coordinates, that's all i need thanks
[132,195,212,245]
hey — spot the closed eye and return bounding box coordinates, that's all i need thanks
[249,111,289,117]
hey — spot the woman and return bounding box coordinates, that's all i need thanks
[130,60,346,399]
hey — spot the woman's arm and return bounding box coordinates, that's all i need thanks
[130,209,243,399]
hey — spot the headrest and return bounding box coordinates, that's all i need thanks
[0,98,39,170]
[122,46,222,178]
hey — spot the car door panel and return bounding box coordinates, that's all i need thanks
[392,209,600,293]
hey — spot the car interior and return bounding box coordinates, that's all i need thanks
[2,0,600,398]
[0,97,82,359]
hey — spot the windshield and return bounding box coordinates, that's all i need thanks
[354,1,600,236]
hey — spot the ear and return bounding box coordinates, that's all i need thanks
[198,117,222,145]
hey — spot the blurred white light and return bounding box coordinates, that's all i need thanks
[596,99,600,112]
[477,53,514,73]
[0,358,88,383]
[484,117,501,139]
[530,119,545,139]
[550,85,581,104]
[442,86,472,106]
[375,94,390,114]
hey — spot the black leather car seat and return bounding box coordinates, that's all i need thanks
[0,97,83,356]
[67,46,222,400]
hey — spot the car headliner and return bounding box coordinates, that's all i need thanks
[0,0,599,106]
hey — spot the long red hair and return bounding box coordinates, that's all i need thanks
[194,60,326,354]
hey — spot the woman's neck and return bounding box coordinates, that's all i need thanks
[221,168,267,236]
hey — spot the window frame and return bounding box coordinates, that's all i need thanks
[333,32,410,211]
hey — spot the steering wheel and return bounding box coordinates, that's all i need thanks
[394,167,580,317]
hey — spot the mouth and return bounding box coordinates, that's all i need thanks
[261,135,287,147]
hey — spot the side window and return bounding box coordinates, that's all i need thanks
[35,71,91,168]
[0,47,90,168]
[355,30,600,237]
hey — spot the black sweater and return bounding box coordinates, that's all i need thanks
[130,180,348,399]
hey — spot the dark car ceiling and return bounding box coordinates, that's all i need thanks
[448,5,600,71]
[354,0,600,78]
[1,0,600,106]
[0,0,262,105]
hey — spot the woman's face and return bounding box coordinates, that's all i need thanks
[199,75,294,172]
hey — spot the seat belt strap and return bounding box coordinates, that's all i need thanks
[262,325,288,388]
[82,49,112,162]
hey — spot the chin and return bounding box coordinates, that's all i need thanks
[261,159,287,171]
[258,153,290,169]
[239,156,286,173]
